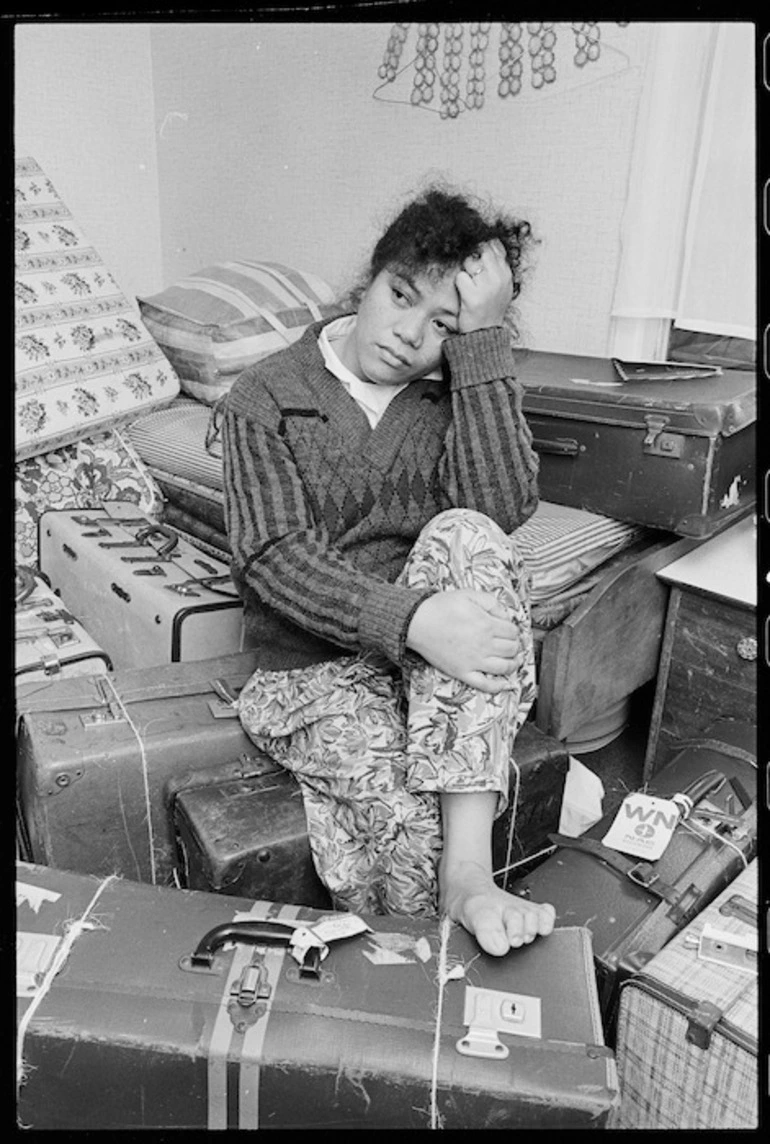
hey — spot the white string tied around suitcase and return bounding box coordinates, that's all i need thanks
[17,874,119,1089]
[102,676,158,885]
[493,758,522,888]
[429,914,453,1130]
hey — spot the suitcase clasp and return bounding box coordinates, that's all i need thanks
[227,956,273,1031]
[642,415,685,457]
[456,986,542,1059]
[79,678,128,728]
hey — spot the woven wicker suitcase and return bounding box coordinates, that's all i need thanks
[610,859,758,1129]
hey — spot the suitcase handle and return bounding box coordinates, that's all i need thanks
[135,523,180,558]
[532,436,580,457]
[186,919,323,977]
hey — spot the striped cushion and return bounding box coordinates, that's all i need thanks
[514,501,643,603]
[15,157,181,461]
[126,397,223,488]
[137,260,339,405]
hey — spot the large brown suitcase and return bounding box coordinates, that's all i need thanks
[171,720,569,908]
[515,351,755,537]
[511,719,756,1039]
[15,650,271,885]
[16,861,619,1130]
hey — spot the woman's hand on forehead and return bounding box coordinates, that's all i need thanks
[455,239,514,334]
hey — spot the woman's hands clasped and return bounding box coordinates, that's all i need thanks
[405,589,525,693]
[455,239,514,334]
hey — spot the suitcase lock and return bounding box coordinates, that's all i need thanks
[642,415,685,458]
[456,985,542,1059]
[227,955,273,1032]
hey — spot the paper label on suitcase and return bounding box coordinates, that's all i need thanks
[601,792,682,860]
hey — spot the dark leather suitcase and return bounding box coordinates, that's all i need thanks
[173,768,334,909]
[515,351,755,537]
[491,720,570,884]
[15,650,270,885]
[16,861,619,1129]
[512,719,756,1039]
[38,501,244,670]
[171,720,569,910]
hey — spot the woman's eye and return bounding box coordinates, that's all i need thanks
[391,286,409,304]
[433,319,454,336]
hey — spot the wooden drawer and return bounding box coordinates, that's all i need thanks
[644,588,756,776]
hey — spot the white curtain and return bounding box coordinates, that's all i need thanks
[610,22,755,355]
[675,23,755,338]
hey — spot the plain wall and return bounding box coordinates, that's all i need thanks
[150,21,652,356]
[14,22,164,301]
[15,20,653,356]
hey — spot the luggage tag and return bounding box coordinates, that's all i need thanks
[230,910,371,976]
[601,791,687,861]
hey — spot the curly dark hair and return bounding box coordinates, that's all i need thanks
[343,183,536,342]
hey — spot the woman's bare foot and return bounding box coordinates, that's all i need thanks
[439,857,556,957]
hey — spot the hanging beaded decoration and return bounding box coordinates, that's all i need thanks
[375,21,628,115]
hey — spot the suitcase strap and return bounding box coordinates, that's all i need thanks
[15,660,258,717]
[547,834,683,905]
[670,737,756,772]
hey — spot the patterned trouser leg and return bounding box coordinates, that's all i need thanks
[237,508,536,917]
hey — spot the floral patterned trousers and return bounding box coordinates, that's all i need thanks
[237,508,536,918]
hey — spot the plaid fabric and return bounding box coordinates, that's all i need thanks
[138,260,339,405]
[612,860,758,1129]
[15,157,180,461]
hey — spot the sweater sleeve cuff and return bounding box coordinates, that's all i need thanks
[358,581,436,665]
[442,326,517,388]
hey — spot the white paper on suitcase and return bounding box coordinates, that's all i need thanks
[38,502,244,670]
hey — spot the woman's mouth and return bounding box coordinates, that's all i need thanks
[378,345,409,369]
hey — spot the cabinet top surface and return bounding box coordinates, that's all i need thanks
[657,514,756,607]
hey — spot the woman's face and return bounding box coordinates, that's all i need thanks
[337,265,460,386]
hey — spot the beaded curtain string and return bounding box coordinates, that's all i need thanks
[375,21,629,116]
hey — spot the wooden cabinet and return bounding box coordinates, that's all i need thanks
[643,516,756,779]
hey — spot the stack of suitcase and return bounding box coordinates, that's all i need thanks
[511,720,757,1039]
[16,349,758,1129]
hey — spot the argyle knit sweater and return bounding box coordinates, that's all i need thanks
[222,318,539,670]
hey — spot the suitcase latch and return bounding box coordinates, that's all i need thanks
[80,678,128,728]
[227,956,272,1032]
[684,923,757,974]
[642,415,685,457]
[456,986,542,1059]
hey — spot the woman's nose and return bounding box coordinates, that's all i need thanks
[394,312,423,347]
